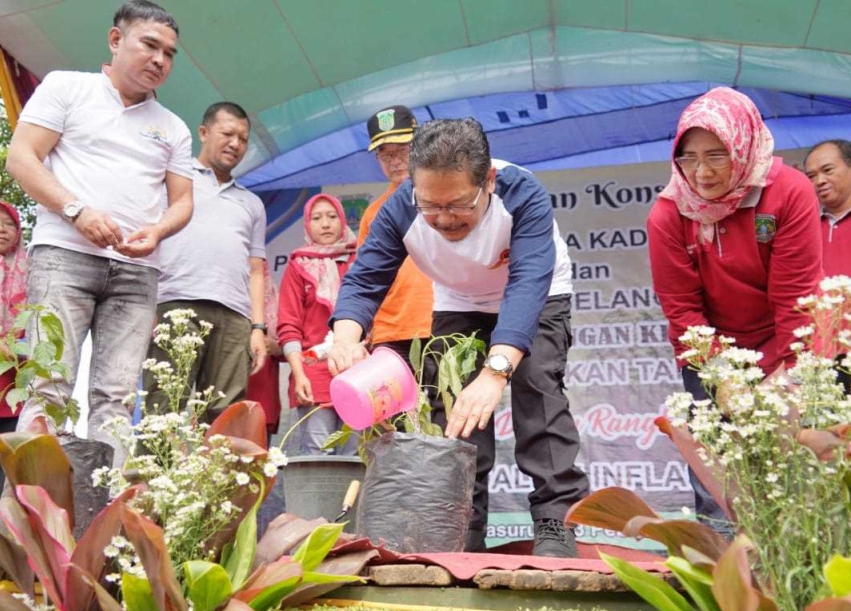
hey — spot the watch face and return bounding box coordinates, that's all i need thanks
[487,354,510,372]
[64,203,82,218]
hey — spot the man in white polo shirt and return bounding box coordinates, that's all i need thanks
[147,102,268,420]
[6,0,194,465]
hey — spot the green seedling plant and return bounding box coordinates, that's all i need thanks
[0,304,80,430]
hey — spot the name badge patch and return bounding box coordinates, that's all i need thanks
[754,213,777,243]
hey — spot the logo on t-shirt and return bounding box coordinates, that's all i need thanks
[754,213,777,243]
[139,125,168,144]
[487,248,510,270]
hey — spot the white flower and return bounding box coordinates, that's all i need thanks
[103,544,120,558]
[263,462,279,478]
[235,472,250,486]
[268,447,288,467]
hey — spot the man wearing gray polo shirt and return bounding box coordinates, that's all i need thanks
[6,0,193,466]
[147,102,268,419]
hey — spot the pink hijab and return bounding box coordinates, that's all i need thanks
[660,87,776,244]
[0,201,27,335]
[290,194,357,310]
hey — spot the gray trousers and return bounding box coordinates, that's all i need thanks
[428,294,590,531]
[18,246,158,467]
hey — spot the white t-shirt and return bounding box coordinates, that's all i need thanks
[156,160,267,319]
[19,70,194,269]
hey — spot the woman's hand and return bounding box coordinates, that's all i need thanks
[293,373,314,406]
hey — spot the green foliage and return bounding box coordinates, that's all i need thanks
[0,101,37,242]
[824,554,851,597]
[183,562,232,611]
[122,571,158,611]
[0,304,80,429]
[222,479,263,589]
[600,552,694,611]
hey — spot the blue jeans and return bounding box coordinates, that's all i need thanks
[18,246,158,467]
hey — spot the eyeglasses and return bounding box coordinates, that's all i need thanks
[413,186,483,217]
[376,146,410,164]
[675,153,731,172]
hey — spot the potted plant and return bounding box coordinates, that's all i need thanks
[324,332,485,553]
[0,305,110,539]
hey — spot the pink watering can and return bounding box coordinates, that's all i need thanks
[330,347,418,431]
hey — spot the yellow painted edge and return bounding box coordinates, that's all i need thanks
[311,598,485,611]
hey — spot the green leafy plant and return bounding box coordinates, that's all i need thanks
[323,332,486,460]
[0,305,80,430]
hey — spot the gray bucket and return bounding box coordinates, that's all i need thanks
[282,455,365,533]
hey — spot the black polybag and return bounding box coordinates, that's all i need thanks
[356,432,476,553]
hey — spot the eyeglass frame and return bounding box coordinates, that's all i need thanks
[375,145,411,164]
[412,185,485,217]
[674,153,732,172]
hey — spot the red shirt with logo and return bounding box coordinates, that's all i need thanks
[821,211,851,278]
[647,160,823,372]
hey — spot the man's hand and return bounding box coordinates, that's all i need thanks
[445,371,507,439]
[116,225,164,258]
[327,339,369,376]
[74,207,124,249]
[249,329,268,375]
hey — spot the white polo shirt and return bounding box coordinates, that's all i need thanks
[156,160,267,319]
[19,70,194,269]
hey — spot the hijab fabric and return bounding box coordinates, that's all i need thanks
[660,87,776,244]
[289,194,357,310]
[0,201,27,335]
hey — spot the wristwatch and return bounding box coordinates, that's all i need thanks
[62,201,85,223]
[483,354,514,382]
[250,323,268,333]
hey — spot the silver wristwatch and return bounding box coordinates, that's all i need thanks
[484,354,514,382]
[62,201,85,223]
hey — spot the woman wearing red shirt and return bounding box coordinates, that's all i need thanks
[647,87,822,533]
[277,194,357,455]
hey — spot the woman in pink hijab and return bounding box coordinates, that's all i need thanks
[0,201,28,434]
[647,87,823,533]
[277,194,358,455]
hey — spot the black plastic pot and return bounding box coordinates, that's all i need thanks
[356,432,476,553]
[59,435,113,540]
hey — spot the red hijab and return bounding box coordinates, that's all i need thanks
[660,87,776,244]
[0,201,26,335]
[289,194,357,311]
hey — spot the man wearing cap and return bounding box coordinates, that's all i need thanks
[330,118,589,557]
[6,0,193,466]
[146,101,268,419]
[358,105,433,366]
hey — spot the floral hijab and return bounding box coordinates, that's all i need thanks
[0,201,27,335]
[290,194,357,311]
[660,87,776,244]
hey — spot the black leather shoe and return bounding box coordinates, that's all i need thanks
[533,518,578,558]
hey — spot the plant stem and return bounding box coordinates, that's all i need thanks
[278,404,324,450]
